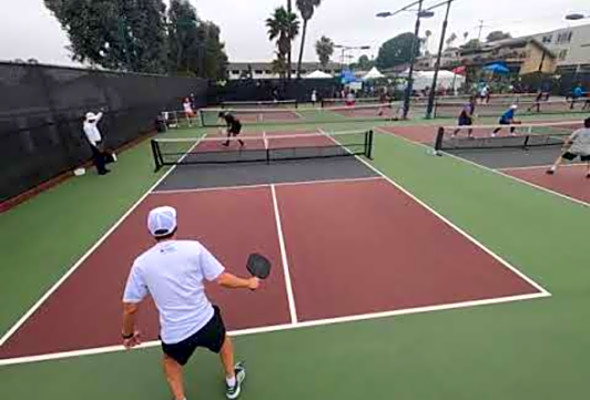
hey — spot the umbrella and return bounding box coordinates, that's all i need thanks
[452,66,466,75]
[484,63,510,74]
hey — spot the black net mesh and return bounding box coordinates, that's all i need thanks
[0,62,207,203]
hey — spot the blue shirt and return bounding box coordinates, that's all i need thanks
[573,87,584,98]
[501,109,515,121]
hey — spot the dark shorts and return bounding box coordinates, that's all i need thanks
[562,152,590,162]
[229,123,242,135]
[499,119,510,125]
[458,117,472,126]
[161,305,227,366]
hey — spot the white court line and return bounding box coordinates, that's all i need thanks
[0,291,548,366]
[270,184,298,324]
[376,126,589,209]
[322,128,552,296]
[497,162,585,172]
[0,135,208,348]
[150,176,384,195]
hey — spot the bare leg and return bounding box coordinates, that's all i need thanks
[585,161,590,178]
[219,336,236,379]
[547,154,564,174]
[163,354,185,400]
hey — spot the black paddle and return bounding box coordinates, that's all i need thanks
[246,253,271,279]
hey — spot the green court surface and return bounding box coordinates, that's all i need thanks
[1,115,589,399]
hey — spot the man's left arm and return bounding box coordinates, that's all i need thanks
[122,264,147,349]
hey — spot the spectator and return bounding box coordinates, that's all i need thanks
[83,111,115,176]
[311,89,318,107]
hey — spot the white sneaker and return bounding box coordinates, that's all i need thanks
[225,362,246,399]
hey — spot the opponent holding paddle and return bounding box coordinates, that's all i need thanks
[218,111,244,147]
[491,104,519,137]
[546,117,590,178]
[122,206,271,400]
[453,96,476,137]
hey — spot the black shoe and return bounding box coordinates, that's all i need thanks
[221,142,230,147]
[545,169,555,175]
[225,362,245,399]
[98,169,111,175]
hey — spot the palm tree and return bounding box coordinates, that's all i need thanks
[266,7,300,79]
[295,0,322,78]
[463,31,469,43]
[446,32,458,48]
[424,30,432,55]
[315,36,334,68]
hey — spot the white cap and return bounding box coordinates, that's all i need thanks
[85,112,97,121]
[510,104,518,110]
[147,206,177,237]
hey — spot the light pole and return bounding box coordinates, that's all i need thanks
[334,45,371,71]
[426,0,454,119]
[378,1,435,119]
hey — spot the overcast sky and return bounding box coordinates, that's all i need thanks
[1,0,588,66]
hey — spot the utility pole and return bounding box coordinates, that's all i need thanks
[287,0,292,81]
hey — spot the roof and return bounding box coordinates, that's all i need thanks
[459,37,556,59]
[228,61,341,71]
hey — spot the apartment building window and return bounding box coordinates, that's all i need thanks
[264,70,272,74]
[556,31,573,44]
[558,49,568,60]
[541,35,552,44]
[231,70,240,75]
[254,70,263,74]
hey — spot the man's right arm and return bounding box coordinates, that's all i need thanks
[216,272,259,290]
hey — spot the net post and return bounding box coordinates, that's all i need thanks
[434,127,445,154]
[151,139,162,172]
[366,130,374,159]
[198,110,205,127]
[434,100,439,118]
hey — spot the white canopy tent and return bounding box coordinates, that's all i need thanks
[402,70,465,91]
[304,70,333,79]
[362,67,385,81]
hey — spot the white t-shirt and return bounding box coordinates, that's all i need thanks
[83,112,103,146]
[183,101,193,113]
[123,240,225,344]
[569,127,590,156]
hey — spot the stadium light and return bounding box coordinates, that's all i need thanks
[377,0,434,119]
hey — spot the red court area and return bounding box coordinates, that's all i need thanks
[503,164,590,204]
[0,179,541,360]
[379,125,437,144]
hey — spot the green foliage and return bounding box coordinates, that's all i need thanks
[315,36,334,68]
[45,0,168,73]
[167,0,228,79]
[462,38,482,50]
[376,32,421,69]
[351,55,374,71]
[295,0,322,77]
[266,7,300,78]
[486,31,512,42]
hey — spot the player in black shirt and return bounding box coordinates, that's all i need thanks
[218,111,244,147]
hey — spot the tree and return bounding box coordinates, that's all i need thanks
[461,39,481,50]
[486,31,512,42]
[463,31,469,43]
[266,7,300,79]
[315,35,334,68]
[446,32,458,49]
[295,0,322,78]
[423,30,432,54]
[375,32,421,69]
[167,1,228,79]
[351,55,374,71]
[45,0,168,73]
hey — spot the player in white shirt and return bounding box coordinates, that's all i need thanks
[83,111,111,175]
[122,206,260,400]
[547,117,590,178]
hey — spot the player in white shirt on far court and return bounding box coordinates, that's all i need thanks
[122,206,260,400]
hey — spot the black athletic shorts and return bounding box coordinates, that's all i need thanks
[229,123,242,135]
[161,305,227,366]
[458,117,472,126]
[562,152,590,162]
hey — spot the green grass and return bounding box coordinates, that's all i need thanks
[1,118,589,399]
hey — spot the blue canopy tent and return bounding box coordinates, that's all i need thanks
[484,63,510,74]
[340,69,358,84]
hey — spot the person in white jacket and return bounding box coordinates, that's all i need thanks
[83,111,111,175]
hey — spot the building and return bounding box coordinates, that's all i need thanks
[227,61,341,80]
[457,38,557,75]
[530,23,590,73]
[415,48,461,70]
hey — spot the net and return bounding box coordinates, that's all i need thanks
[199,103,404,127]
[434,121,582,151]
[432,99,589,118]
[220,99,298,109]
[151,130,374,170]
[321,97,383,107]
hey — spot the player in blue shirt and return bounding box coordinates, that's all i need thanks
[570,84,585,110]
[491,105,519,137]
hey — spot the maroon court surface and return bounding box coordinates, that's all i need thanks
[502,165,590,204]
[0,179,541,361]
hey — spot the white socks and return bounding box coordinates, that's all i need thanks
[226,375,236,387]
